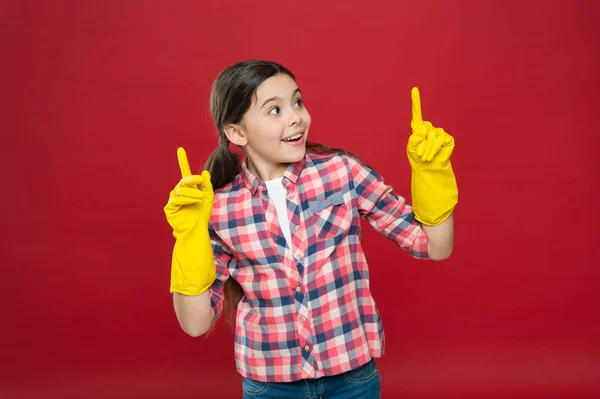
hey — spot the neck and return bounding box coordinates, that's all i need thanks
[246,157,288,181]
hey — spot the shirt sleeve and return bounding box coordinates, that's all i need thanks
[208,223,233,319]
[346,154,429,259]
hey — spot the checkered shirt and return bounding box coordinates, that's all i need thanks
[208,151,428,382]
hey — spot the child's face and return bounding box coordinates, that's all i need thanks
[240,73,311,179]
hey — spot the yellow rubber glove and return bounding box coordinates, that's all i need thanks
[407,87,458,226]
[164,147,216,295]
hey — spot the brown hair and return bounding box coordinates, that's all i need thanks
[205,60,366,330]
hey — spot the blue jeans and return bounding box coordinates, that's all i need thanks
[242,359,381,399]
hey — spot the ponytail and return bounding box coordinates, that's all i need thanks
[204,143,240,190]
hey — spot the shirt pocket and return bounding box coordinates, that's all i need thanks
[308,191,352,239]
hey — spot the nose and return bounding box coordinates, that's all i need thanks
[288,108,302,126]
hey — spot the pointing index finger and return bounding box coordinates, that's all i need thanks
[411,87,423,126]
[201,170,213,194]
[177,147,192,178]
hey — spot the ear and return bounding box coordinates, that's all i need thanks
[224,124,248,147]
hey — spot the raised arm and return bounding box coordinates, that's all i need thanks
[164,147,218,336]
[407,87,457,260]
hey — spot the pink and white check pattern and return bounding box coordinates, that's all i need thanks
[208,152,428,382]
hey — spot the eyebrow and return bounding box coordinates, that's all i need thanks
[260,88,302,109]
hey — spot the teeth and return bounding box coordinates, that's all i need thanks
[283,133,302,141]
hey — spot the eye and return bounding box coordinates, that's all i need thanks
[294,98,304,107]
[268,107,280,115]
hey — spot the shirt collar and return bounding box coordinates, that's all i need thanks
[241,154,306,195]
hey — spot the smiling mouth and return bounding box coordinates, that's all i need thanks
[282,132,304,142]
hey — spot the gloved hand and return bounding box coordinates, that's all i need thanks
[164,147,216,295]
[407,87,458,226]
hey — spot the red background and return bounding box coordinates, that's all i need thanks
[3,0,600,397]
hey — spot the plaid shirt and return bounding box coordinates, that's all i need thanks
[208,152,428,382]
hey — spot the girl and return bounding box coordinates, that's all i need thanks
[164,59,457,398]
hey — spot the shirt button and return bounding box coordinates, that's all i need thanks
[294,225,300,231]
[304,345,310,351]
[295,254,303,261]
[301,316,306,322]
[290,194,296,199]
[295,286,302,293]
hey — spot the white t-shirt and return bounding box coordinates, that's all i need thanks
[264,178,292,248]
